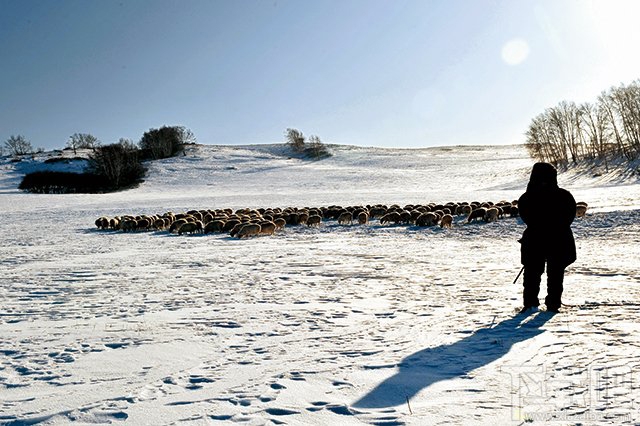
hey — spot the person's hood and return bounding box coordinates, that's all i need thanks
[527,162,558,190]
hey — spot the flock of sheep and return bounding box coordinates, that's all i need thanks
[94,201,588,238]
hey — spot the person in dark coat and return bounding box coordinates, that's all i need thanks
[518,162,576,313]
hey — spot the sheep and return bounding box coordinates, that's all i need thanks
[178,221,204,235]
[204,220,226,233]
[236,223,261,238]
[95,217,109,230]
[399,210,413,224]
[409,209,423,222]
[229,223,244,238]
[121,219,138,232]
[274,217,287,230]
[306,215,322,227]
[109,217,120,230]
[380,211,401,225]
[461,205,473,216]
[467,207,487,223]
[440,214,453,228]
[415,212,438,227]
[368,206,387,219]
[483,207,499,223]
[337,211,353,225]
[222,219,242,232]
[169,218,188,233]
[286,212,301,225]
[357,211,369,225]
[297,212,310,225]
[259,221,276,235]
[576,202,588,218]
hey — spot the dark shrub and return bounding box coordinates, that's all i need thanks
[139,126,195,160]
[89,143,146,189]
[19,171,108,193]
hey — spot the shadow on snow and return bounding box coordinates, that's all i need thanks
[353,312,554,408]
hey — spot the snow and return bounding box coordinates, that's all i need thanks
[1,143,639,425]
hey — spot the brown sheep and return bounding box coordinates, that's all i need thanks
[357,211,369,225]
[467,207,487,223]
[576,202,588,218]
[259,221,276,235]
[169,218,188,233]
[236,223,261,238]
[178,221,204,235]
[298,212,310,225]
[109,217,120,230]
[415,212,437,227]
[337,211,353,225]
[306,215,322,227]
[369,206,387,219]
[399,210,413,224]
[222,219,242,232]
[461,205,473,216]
[440,214,453,228]
[409,210,423,222]
[483,207,499,223]
[274,217,287,230]
[229,223,244,238]
[95,217,109,230]
[121,219,138,232]
[204,220,226,233]
[380,211,401,225]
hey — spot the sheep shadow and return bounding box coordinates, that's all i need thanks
[353,312,553,409]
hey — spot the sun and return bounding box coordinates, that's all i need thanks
[501,38,530,66]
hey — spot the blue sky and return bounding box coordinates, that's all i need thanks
[1,0,639,150]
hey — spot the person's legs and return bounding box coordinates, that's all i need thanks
[545,262,565,311]
[522,258,545,308]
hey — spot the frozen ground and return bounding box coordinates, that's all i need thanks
[0,144,639,425]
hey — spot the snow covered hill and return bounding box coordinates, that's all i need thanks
[1,144,639,425]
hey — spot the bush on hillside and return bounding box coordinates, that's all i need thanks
[306,135,331,159]
[285,128,306,153]
[20,141,146,194]
[88,142,146,189]
[139,126,196,160]
[285,128,331,158]
[19,171,108,193]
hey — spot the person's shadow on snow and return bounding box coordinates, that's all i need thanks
[353,312,553,408]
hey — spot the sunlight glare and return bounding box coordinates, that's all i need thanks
[583,0,640,88]
[501,38,530,66]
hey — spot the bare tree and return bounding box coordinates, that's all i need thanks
[307,135,330,158]
[67,133,100,155]
[580,101,611,169]
[4,135,33,156]
[285,128,305,153]
[118,137,137,151]
[607,81,640,159]
[526,79,640,167]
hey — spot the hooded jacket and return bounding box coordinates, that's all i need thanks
[518,163,577,267]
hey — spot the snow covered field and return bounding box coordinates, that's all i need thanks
[1,144,639,425]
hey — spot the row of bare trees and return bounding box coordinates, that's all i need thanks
[2,133,102,157]
[526,79,640,170]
